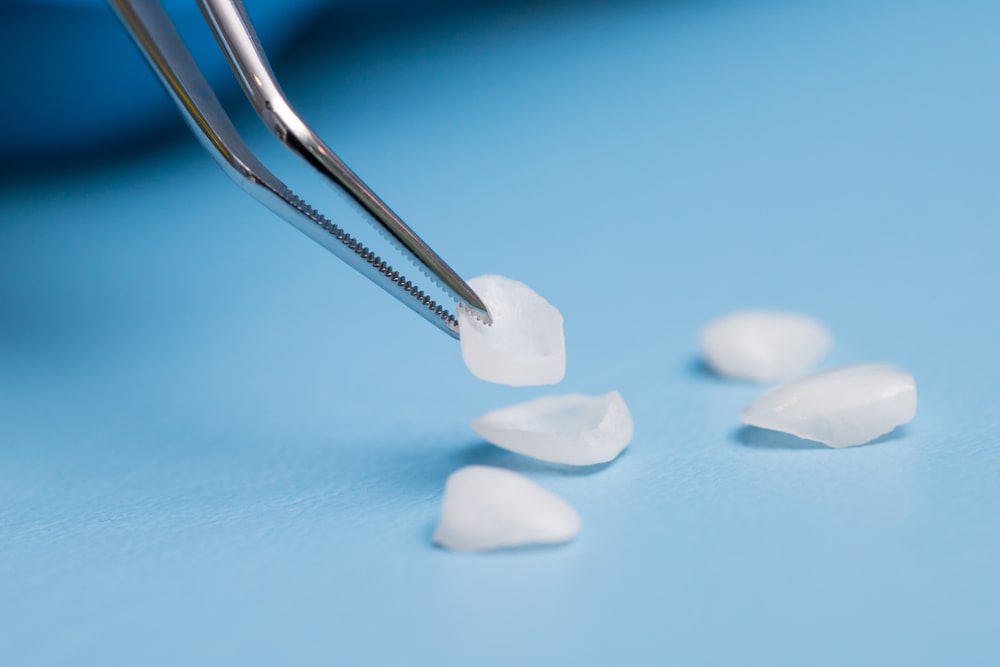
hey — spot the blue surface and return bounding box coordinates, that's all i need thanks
[2,0,999,664]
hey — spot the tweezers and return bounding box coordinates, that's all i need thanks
[109,0,492,338]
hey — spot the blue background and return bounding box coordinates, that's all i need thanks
[1,0,998,665]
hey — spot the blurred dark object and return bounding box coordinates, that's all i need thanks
[0,0,326,166]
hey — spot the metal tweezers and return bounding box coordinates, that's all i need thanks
[109,0,491,338]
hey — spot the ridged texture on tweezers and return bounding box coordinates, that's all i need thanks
[285,190,459,329]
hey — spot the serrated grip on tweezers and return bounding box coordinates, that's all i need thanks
[109,0,491,339]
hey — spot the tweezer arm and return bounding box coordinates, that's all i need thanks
[109,1,268,192]
[108,0,481,338]
[197,0,490,322]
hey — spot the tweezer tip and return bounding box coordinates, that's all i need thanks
[467,304,493,326]
[456,286,493,327]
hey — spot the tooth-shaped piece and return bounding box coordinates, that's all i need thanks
[740,364,917,448]
[433,466,582,552]
[472,392,634,465]
[700,311,831,382]
[457,275,565,386]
